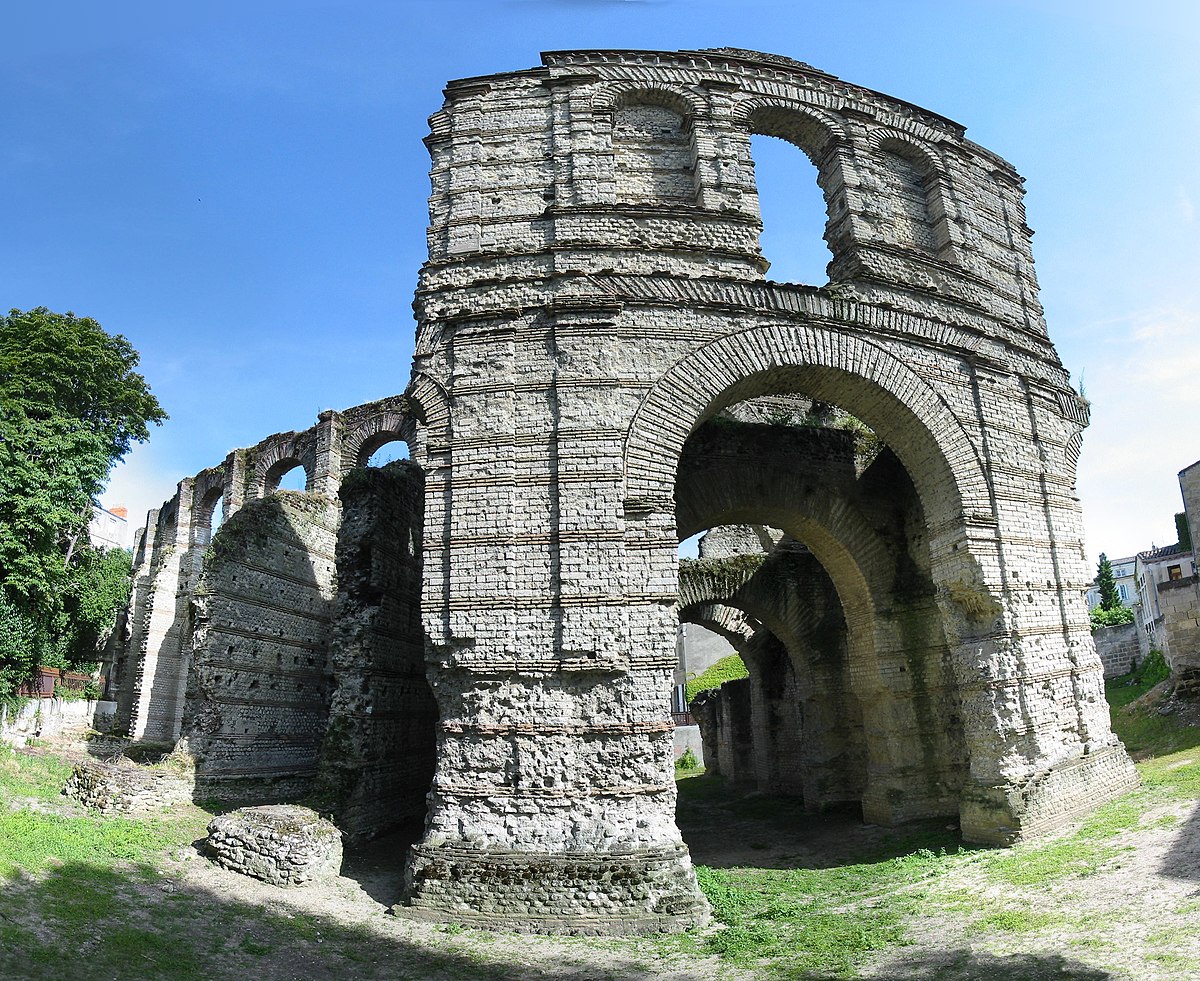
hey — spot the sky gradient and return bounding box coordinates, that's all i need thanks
[4,0,1198,565]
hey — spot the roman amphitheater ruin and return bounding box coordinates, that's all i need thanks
[106,48,1138,933]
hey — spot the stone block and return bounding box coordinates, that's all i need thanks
[205,804,343,887]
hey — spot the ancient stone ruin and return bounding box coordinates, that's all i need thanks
[105,48,1137,933]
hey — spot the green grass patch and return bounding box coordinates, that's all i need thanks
[685,653,748,704]
[985,837,1125,886]
[967,907,1057,934]
[690,841,965,976]
[0,743,75,802]
[0,808,178,876]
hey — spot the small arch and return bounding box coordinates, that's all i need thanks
[265,459,310,494]
[193,487,225,546]
[341,410,417,473]
[364,438,410,468]
[612,89,698,207]
[743,105,846,284]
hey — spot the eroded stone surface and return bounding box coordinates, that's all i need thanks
[206,804,343,887]
[109,48,1139,934]
[63,759,191,815]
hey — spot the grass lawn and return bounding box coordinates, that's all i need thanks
[2,656,1199,979]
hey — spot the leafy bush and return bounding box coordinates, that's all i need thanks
[1091,604,1134,629]
[685,653,749,704]
[1131,649,1169,689]
[675,748,698,771]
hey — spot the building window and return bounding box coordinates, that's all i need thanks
[1119,583,1129,601]
[1168,565,1183,581]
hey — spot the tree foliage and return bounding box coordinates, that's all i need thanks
[0,307,164,694]
[1096,553,1120,611]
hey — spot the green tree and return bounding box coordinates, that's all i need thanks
[1096,553,1120,611]
[0,307,165,694]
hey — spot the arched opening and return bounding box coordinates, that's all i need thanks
[749,134,833,285]
[623,326,993,854]
[267,461,309,494]
[362,435,410,468]
[193,488,224,546]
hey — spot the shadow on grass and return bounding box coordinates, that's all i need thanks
[0,856,712,981]
[1160,795,1200,884]
[858,949,1112,979]
[675,771,967,870]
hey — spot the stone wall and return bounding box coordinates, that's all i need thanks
[404,48,1135,926]
[312,462,437,841]
[114,48,1141,934]
[1160,576,1200,696]
[180,492,340,803]
[692,678,755,784]
[110,396,417,747]
[1093,623,1139,678]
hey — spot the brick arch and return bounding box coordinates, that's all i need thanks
[189,465,228,545]
[590,83,706,121]
[624,322,990,534]
[870,134,942,178]
[677,600,756,652]
[737,100,845,164]
[248,433,318,498]
[341,411,416,474]
[405,373,452,447]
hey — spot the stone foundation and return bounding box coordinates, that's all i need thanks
[959,745,1140,845]
[63,759,191,815]
[206,804,343,887]
[400,843,709,935]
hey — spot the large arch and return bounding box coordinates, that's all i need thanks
[623,321,1001,834]
[625,321,991,528]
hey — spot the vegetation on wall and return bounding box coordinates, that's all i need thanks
[1177,512,1193,552]
[1091,605,1135,629]
[0,307,164,695]
[685,653,749,704]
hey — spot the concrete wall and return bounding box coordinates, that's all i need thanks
[1,698,116,747]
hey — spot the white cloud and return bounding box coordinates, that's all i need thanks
[1179,186,1196,224]
[1076,304,1200,564]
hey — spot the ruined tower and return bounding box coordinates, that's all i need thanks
[116,49,1137,935]
[399,48,1136,930]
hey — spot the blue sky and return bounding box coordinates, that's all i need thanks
[4,1,1198,565]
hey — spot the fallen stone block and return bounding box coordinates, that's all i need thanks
[205,804,342,887]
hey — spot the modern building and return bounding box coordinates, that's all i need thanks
[1135,543,1197,657]
[88,503,131,551]
[1085,555,1137,611]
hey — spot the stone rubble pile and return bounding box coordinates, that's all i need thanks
[63,758,191,814]
[205,804,343,887]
